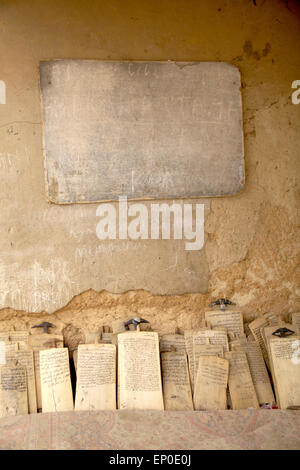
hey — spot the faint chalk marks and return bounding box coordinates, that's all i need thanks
[0,258,74,313]
[0,152,16,171]
[0,121,41,130]
[0,80,6,104]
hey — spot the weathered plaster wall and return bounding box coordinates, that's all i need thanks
[0,0,299,341]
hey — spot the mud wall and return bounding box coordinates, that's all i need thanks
[0,0,299,343]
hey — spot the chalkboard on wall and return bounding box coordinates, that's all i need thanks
[40,60,244,204]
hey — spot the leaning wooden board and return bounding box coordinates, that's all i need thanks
[75,344,116,411]
[118,331,164,410]
[231,341,274,405]
[225,351,259,410]
[161,352,193,411]
[194,355,229,410]
[40,348,73,413]
[5,350,37,413]
[0,365,28,417]
[205,310,244,337]
[28,334,64,410]
[269,335,300,409]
